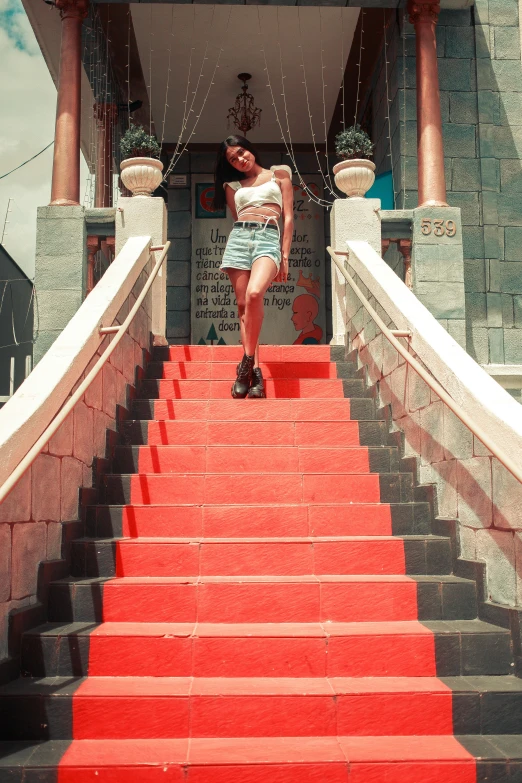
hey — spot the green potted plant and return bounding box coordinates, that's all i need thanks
[119,124,163,197]
[333,125,376,198]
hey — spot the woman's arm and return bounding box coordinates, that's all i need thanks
[277,172,294,283]
[225,184,238,222]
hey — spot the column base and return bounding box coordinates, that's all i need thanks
[418,199,449,208]
[49,198,81,207]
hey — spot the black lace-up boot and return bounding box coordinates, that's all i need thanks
[248,367,266,398]
[231,354,255,398]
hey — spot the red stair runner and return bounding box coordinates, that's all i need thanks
[56,345,476,781]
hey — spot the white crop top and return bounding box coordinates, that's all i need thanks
[225,165,291,216]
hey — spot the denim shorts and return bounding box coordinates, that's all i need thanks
[220,223,281,273]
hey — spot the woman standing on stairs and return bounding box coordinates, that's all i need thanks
[213,135,294,398]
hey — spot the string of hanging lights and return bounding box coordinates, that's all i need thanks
[297,6,337,201]
[259,6,333,209]
[163,5,230,180]
[401,9,409,208]
[354,9,365,126]
[160,5,175,150]
[382,10,398,206]
[319,7,336,197]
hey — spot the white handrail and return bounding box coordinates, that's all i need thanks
[0,241,170,504]
[327,246,522,487]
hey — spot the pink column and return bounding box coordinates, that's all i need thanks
[50,0,89,206]
[408,0,449,207]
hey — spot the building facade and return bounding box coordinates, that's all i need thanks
[0,245,33,407]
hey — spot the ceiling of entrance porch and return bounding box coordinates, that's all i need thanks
[131,4,359,145]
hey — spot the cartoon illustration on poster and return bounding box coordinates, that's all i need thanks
[190,173,326,345]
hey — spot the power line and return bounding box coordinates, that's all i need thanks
[0,142,54,181]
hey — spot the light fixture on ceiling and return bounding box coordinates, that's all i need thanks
[227,73,262,136]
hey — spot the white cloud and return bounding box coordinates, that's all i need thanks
[0,0,88,278]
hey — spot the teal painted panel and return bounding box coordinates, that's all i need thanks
[366,170,394,210]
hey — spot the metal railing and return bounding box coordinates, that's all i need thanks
[328,246,522,487]
[0,241,170,505]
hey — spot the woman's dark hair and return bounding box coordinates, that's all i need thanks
[212,135,261,211]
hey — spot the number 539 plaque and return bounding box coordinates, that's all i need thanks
[420,218,457,237]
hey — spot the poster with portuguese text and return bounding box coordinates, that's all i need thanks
[190,172,326,346]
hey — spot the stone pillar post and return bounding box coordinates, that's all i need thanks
[50,0,89,206]
[330,198,382,346]
[34,206,87,363]
[408,0,448,208]
[94,103,118,208]
[115,197,168,345]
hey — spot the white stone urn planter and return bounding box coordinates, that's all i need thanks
[120,157,163,197]
[333,159,376,198]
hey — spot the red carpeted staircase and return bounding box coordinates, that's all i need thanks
[1,344,521,781]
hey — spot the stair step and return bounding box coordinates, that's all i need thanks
[70,535,452,579]
[77,536,408,577]
[102,472,396,505]
[86,503,395,538]
[113,445,385,475]
[130,398,378,423]
[153,344,334,362]
[121,419,367,447]
[49,573,418,623]
[138,378,347,399]
[5,675,522,742]
[49,572,475,624]
[0,675,465,739]
[0,735,486,782]
[146,361,341,380]
[21,620,511,678]
[86,502,433,539]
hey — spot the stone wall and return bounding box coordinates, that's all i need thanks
[386,5,522,370]
[0,257,153,668]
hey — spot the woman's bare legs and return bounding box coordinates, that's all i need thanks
[227,268,268,366]
[227,269,249,350]
[243,256,277,356]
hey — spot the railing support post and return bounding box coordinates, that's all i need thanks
[116,197,168,346]
[330,197,382,346]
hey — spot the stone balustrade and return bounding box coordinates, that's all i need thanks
[343,238,522,608]
[0,236,153,677]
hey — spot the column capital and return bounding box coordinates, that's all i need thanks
[407,0,441,25]
[55,0,89,22]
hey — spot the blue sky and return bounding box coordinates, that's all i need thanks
[0,0,88,277]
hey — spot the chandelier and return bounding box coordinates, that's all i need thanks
[227,73,262,135]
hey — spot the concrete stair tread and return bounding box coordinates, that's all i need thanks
[0,734,484,764]
[104,471,389,477]
[146,362,341,379]
[137,378,346,400]
[76,534,448,543]
[154,345,335,361]
[6,675,522,697]
[25,619,505,637]
[85,506,394,512]
[115,444,373,450]
[52,572,452,585]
